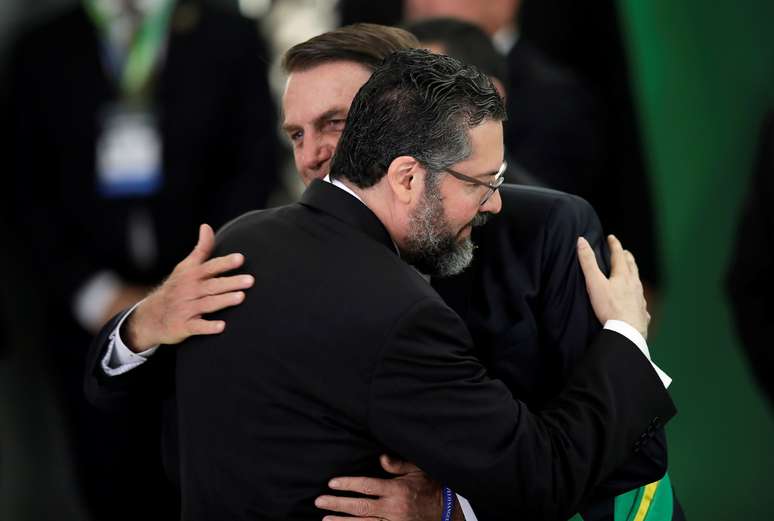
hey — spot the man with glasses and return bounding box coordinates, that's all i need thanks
[444,161,507,205]
[86,26,674,520]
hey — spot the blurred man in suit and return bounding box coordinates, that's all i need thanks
[7,0,277,518]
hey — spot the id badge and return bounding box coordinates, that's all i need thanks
[96,103,163,198]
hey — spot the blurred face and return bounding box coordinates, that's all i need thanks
[400,119,504,276]
[96,0,160,16]
[282,61,373,186]
[404,0,520,35]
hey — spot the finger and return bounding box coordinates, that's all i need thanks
[328,476,389,497]
[186,319,226,336]
[200,274,255,297]
[380,454,421,475]
[607,234,630,276]
[199,253,245,278]
[187,224,216,265]
[195,292,245,314]
[577,237,606,288]
[315,495,380,517]
[625,250,639,279]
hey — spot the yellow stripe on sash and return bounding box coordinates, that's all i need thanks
[633,480,661,521]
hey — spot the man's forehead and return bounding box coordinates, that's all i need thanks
[454,120,505,175]
[282,60,373,124]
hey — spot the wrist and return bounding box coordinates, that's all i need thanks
[123,304,157,353]
[451,498,465,521]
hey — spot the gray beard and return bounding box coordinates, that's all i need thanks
[401,188,489,278]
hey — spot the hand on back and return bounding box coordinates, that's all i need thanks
[315,455,461,521]
[124,224,253,352]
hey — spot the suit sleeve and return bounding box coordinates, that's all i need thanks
[369,298,675,520]
[84,309,175,412]
[541,195,670,500]
[538,194,609,381]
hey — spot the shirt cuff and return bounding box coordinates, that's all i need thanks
[603,320,672,389]
[101,300,159,377]
[73,271,122,332]
[456,494,478,521]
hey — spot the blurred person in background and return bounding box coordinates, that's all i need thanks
[727,110,774,410]
[6,0,278,518]
[86,23,676,521]
[518,0,663,307]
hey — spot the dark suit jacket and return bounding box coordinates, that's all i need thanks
[434,185,673,518]
[160,180,673,520]
[434,185,608,408]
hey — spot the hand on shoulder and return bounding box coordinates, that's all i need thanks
[577,234,650,339]
[123,224,254,352]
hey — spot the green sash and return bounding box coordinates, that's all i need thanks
[567,473,674,521]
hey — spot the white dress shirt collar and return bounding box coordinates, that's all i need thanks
[324,174,364,204]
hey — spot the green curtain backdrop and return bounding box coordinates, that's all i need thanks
[618,1,774,518]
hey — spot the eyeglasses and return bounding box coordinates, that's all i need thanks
[443,161,507,206]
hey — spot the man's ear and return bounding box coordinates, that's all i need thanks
[385,156,424,205]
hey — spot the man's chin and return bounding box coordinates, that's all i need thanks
[403,238,476,278]
[301,169,330,187]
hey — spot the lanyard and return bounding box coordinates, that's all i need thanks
[84,0,176,99]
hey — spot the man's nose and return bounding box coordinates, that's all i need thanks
[481,189,502,214]
[300,137,334,171]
